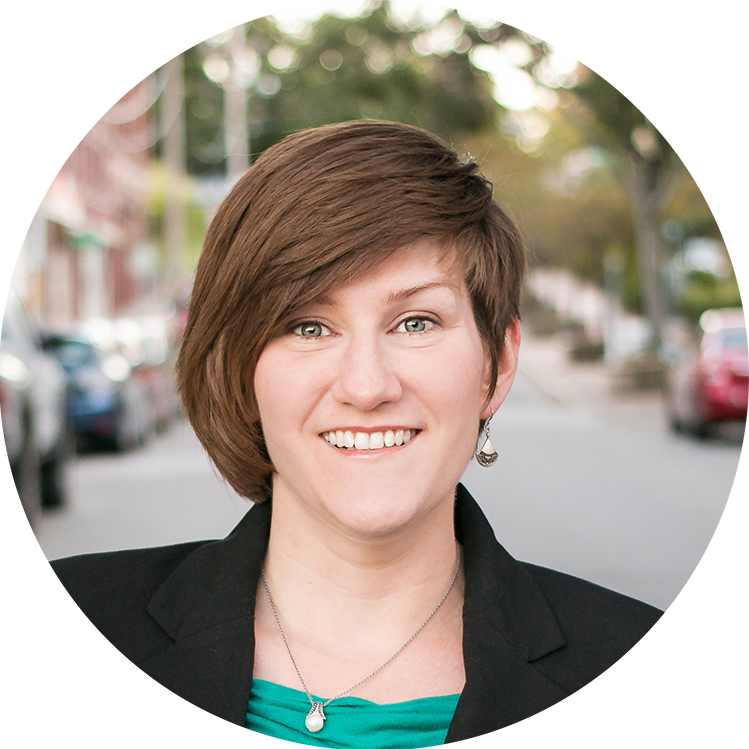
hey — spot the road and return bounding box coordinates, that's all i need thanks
[34,348,743,612]
[461,372,742,610]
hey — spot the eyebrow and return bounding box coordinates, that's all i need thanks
[385,281,460,303]
[312,281,459,309]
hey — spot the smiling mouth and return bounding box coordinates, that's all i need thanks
[322,429,418,451]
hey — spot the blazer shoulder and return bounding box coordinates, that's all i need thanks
[520,563,662,691]
[50,541,209,658]
[522,562,662,642]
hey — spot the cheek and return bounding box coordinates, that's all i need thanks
[405,343,486,420]
[254,347,329,440]
[253,348,295,440]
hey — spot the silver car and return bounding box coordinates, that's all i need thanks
[1,292,72,524]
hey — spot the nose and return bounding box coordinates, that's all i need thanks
[331,332,402,411]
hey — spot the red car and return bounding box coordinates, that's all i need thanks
[667,308,748,437]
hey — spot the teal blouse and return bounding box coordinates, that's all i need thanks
[245,679,461,748]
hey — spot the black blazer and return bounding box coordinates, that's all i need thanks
[51,485,661,742]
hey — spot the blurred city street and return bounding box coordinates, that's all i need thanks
[0,0,749,612]
[465,331,743,612]
[34,329,743,612]
[3,6,746,749]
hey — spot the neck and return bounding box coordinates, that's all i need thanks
[261,483,461,637]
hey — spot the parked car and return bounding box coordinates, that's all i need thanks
[40,329,153,452]
[113,316,179,432]
[1,293,72,524]
[666,308,748,438]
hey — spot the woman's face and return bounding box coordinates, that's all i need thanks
[254,239,519,539]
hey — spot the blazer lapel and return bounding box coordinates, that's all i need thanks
[136,487,568,737]
[142,502,272,725]
[446,485,569,742]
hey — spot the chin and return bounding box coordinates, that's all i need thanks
[321,483,442,539]
[331,508,422,539]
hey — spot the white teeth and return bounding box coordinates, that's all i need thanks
[324,430,417,451]
[369,432,384,449]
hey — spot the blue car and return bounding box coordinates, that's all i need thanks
[40,333,153,451]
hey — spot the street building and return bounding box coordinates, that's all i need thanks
[0,0,153,326]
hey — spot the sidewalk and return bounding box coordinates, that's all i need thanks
[517,331,665,429]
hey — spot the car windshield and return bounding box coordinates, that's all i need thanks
[47,340,99,369]
[720,328,747,350]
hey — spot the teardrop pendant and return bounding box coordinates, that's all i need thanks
[476,436,498,467]
[305,702,326,733]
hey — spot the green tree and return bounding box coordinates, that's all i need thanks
[469,112,633,281]
[179,4,535,173]
[563,66,709,348]
[250,6,502,151]
[183,46,227,176]
[176,10,632,292]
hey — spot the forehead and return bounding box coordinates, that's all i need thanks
[314,239,466,306]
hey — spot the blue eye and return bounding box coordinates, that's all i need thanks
[294,322,329,338]
[398,318,433,334]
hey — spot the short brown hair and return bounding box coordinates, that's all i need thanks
[177,120,525,503]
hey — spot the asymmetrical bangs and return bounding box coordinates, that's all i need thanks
[177,120,525,502]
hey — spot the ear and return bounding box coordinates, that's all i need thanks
[481,318,521,421]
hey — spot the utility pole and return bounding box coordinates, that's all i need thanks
[162,52,186,298]
[203,0,265,188]
[224,24,250,187]
[627,123,674,356]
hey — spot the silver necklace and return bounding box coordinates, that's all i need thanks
[259,542,461,734]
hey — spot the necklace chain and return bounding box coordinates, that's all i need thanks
[259,541,461,709]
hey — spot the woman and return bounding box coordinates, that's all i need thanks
[52,120,661,747]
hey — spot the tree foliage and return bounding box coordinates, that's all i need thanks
[182,4,516,175]
[469,116,632,279]
[180,5,635,306]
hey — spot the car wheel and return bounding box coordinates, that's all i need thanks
[17,448,42,527]
[40,428,73,508]
[666,401,683,434]
[692,420,712,440]
[111,402,136,452]
[111,417,129,452]
[12,437,41,527]
[133,414,150,447]
[134,407,151,448]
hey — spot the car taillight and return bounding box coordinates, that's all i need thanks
[701,362,729,386]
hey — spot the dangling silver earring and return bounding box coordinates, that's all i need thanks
[475,409,498,467]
